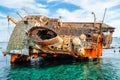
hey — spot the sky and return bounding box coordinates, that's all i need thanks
[0,0,120,42]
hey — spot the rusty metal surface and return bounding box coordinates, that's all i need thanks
[7,15,114,58]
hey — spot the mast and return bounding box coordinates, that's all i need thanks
[100,8,107,34]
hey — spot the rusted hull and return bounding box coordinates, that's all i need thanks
[5,15,114,63]
[10,42,103,63]
[84,43,102,58]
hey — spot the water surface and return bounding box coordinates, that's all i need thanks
[0,38,120,80]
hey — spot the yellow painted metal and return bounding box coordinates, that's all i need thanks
[7,16,17,24]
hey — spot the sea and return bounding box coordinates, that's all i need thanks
[0,37,120,80]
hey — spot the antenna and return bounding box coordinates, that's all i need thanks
[16,12,24,19]
[100,8,107,34]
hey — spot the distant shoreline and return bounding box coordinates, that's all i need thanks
[0,42,8,43]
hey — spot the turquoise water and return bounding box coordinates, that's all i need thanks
[0,37,120,80]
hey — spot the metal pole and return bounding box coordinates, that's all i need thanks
[100,8,107,34]
[91,12,96,27]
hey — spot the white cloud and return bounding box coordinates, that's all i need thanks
[108,20,120,37]
[0,0,49,15]
[0,12,15,42]
[47,0,61,3]
[63,0,120,10]
[61,0,120,22]
[24,5,49,15]
[106,9,120,21]
[56,10,99,23]
[54,0,120,21]
[0,15,15,28]
[0,0,34,9]
[0,33,9,42]
[56,8,102,22]
[0,12,6,18]
[0,0,120,41]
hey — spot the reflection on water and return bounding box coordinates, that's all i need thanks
[1,56,120,80]
[0,37,120,80]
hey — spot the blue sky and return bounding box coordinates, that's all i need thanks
[0,0,120,42]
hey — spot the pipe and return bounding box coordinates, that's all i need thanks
[91,12,96,27]
[7,16,17,24]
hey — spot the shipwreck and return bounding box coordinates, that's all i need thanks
[3,14,114,63]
